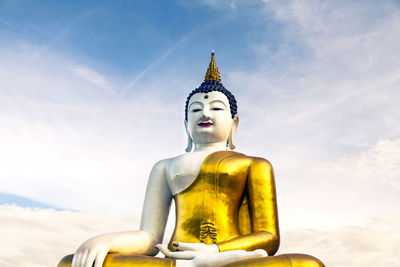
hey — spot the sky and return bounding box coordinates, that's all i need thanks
[0,0,400,266]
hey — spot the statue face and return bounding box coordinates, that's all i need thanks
[187,91,234,145]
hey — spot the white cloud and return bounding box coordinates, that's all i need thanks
[295,139,400,188]
[280,213,400,266]
[276,138,400,232]
[0,205,139,267]
[178,0,251,10]
[71,65,111,92]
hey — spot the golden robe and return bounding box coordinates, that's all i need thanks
[170,151,279,254]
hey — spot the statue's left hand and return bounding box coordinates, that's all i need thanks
[157,243,268,267]
[156,241,219,259]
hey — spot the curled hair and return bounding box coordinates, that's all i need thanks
[185,80,238,121]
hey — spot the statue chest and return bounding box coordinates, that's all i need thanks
[167,151,250,197]
[166,151,213,195]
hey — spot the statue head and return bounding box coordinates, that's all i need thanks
[185,52,239,152]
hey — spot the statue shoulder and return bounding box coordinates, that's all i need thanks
[243,155,275,182]
[149,155,184,181]
[241,155,274,172]
[151,158,168,171]
[230,152,272,167]
[150,153,188,177]
[249,156,273,166]
[156,153,185,170]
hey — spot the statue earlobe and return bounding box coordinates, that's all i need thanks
[184,120,193,153]
[228,115,239,150]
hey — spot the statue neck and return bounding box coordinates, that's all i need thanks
[193,141,227,152]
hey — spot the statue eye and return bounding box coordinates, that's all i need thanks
[212,107,224,111]
[192,109,201,112]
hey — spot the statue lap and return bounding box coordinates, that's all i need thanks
[222,254,325,267]
[58,253,324,267]
[57,254,175,267]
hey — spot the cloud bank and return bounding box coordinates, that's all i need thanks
[0,205,139,267]
[280,213,400,266]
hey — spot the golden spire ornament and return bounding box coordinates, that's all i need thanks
[204,50,221,82]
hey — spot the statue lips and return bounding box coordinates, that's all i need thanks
[198,122,213,127]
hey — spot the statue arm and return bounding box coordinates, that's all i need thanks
[103,159,172,256]
[139,159,173,254]
[217,158,280,255]
[99,159,172,256]
[71,160,172,267]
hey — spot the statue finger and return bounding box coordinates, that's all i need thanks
[155,244,171,256]
[83,250,96,267]
[94,247,109,267]
[76,249,88,267]
[156,244,197,259]
[238,250,268,261]
[166,251,197,259]
[193,250,254,266]
[252,249,268,257]
[71,252,78,267]
[172,241,203,251]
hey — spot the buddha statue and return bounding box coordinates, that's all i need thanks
[58,52,325,267]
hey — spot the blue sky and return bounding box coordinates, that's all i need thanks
[1,1,400,266]
[1,1,278,83]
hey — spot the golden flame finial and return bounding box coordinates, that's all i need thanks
[204,50,221,82]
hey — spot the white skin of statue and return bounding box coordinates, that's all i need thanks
[71,91,268,267]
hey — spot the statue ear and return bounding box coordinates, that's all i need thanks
[184,120,193,153]
[228,115,239,150]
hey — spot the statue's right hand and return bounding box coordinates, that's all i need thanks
[71,235,112,267]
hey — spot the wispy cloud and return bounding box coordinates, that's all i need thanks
[55,7,103,42]
[122,26,201,96]
[71,64,112,92]
[183,0,248,10]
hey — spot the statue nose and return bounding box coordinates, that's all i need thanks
[201,109,211,120]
